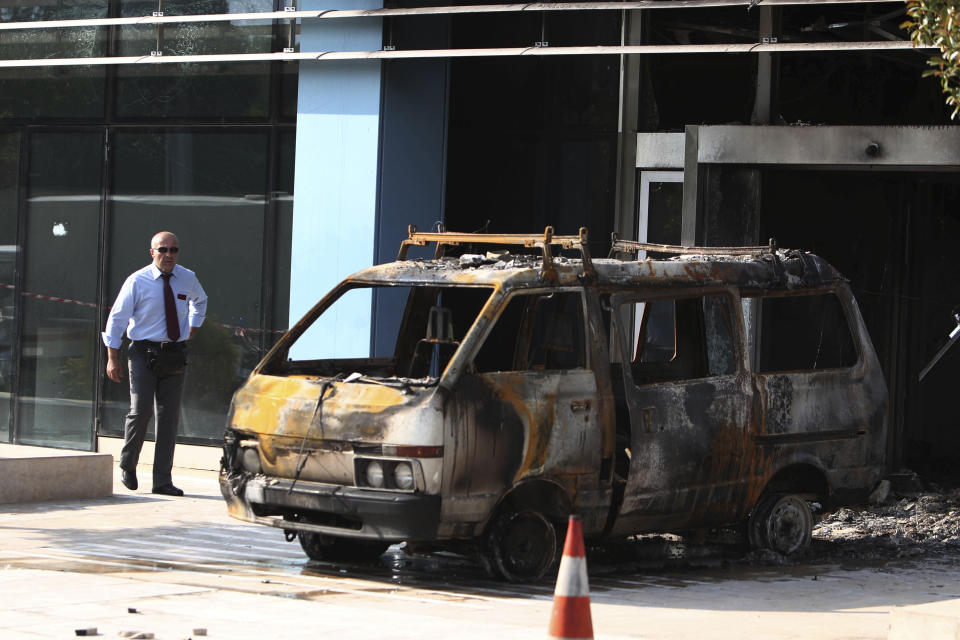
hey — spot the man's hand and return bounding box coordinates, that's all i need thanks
[106,347,124,382]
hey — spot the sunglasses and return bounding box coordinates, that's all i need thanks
[154,246,180,254]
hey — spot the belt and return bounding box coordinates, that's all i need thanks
[133,340,186,350]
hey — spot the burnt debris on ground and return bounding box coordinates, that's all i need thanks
[810,482,960,562]
[582,472,960,573]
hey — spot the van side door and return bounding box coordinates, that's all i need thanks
[607,288,758,535]
[443,289,609,532]
[747,288,888,497]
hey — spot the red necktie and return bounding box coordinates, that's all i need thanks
[161,273,181,342]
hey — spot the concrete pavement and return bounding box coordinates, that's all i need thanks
[3,459,960,639]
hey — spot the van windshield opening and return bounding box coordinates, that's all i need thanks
[265,284,494,380]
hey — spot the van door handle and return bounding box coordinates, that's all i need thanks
[570,399,591,411]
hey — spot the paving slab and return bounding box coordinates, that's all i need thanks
[2,463,960,639]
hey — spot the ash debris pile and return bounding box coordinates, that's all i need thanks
[811,476,960,561]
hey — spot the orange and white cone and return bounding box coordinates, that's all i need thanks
[548,515,593,640]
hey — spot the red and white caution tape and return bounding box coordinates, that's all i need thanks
[0,283,285,335]
[0,282,97,308]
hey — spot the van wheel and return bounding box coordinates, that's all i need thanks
[298,532,387,564]
[748,494,813,556]
[485,509,558,582]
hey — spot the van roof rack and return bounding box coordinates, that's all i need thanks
[609,233,777,258]
[398,224,595,281]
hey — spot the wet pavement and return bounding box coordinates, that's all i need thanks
[3,466,960,639]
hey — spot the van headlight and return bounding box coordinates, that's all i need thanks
[365,460,385,488]
[240,447,261,474]
[356,458,419,491]
[393,462,414,490]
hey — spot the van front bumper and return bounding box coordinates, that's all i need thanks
[220,471,441,541]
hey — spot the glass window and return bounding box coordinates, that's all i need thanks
[0,131,19,442]
[0,0,107,120]
[703,295,737,376]
[101,129,269,441]
[277,285,492,380]
[113,0,275,120]
[114,63,273,121]
[621,293,737,385]
[755,292,858,373]
[474,291,586,373]
[17,131,102,449]
[635,299,675,364]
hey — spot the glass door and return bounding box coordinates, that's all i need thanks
[16,130,104,449]
[0,131,20,442]
[101,129,270,442]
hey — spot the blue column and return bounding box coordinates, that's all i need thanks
[289,0,382,359]
[372,14,451,357]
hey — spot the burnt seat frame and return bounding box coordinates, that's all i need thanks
[608,233,778,258]
[397,224,595,282]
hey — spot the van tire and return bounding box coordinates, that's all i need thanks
[298,532,387,564]
[485,509,558,582]
[748,493,813,556]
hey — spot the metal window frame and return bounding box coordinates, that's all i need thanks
[0,0,908,32]
[0,40,932,69]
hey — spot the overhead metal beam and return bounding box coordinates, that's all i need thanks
[696,125,960,167]
[637,126,960,169]
[0,40,931,69]
[0,0,906,32]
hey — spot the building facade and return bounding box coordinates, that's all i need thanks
[1,0,958,473]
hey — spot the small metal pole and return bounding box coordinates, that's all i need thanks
[536,11,549,47]
[284,0,296,53]
[151,0,164,56]
[918,310,960,382]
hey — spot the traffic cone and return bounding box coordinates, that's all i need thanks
[548,515,593,640]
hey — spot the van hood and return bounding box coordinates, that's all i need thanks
[228,373,440,444]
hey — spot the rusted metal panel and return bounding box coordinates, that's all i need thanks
[219,230,888,579]
[607,287,766,535]
[229,373,444,489]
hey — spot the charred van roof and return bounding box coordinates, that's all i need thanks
[349,226,847,293]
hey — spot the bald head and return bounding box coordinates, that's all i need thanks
[150,231,181,273]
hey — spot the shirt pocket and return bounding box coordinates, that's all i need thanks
[174,293,188,317]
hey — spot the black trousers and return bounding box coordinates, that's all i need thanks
[119,342,186,488]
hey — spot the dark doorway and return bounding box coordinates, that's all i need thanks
[442,11,621,256]
[760,169,960,475]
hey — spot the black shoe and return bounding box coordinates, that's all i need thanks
[152,484,184,497]
[121,469,138,491]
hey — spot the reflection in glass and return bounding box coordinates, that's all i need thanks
[17,131,102,449]
[269,129,295,348]
[103,130,269,441]
[0,131,18,442]
[0,0,107,119]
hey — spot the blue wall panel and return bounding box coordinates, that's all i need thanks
[289,0,382,359]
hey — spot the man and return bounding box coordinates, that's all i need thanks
[102,231,208,496]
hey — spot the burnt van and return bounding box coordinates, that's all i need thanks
[220,227,888,581]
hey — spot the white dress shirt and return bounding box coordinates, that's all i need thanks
[102,263,208,349]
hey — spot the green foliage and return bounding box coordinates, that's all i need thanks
[903,0,960,118]
[62,338,96,399]
[183,315,240,413]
